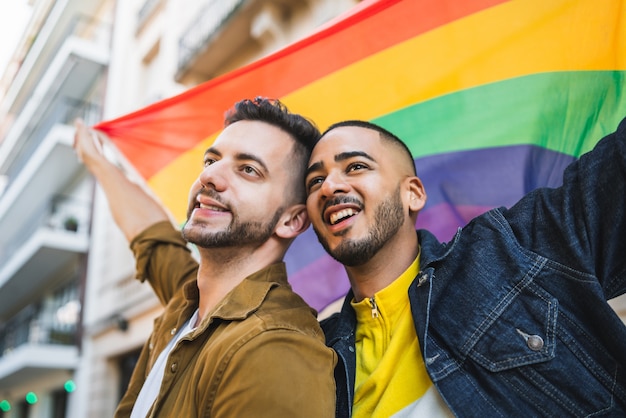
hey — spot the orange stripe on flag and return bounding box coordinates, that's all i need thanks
[95,0,508,180]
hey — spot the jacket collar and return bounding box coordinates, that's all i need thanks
[182,262,288,324]
[326,290,357,346]
[417,228,459,266]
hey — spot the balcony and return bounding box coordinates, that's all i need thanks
[0,193,90,319]
[0,99,100,197]
[0,14,110,181]
[175,0,317,85]
[137,0,163,32]
[176,0,247,83]
[0,101,93,319]
[0,283,80,391]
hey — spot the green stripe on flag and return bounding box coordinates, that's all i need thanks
[374,71,626,159]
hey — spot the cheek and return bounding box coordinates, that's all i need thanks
[188,181,201,200]
[308,215,325,232]
[306,194,320,214]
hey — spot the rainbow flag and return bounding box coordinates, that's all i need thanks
[95,0,626,312]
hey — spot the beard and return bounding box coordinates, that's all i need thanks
[182,207,283,249]
[314,186,404,267]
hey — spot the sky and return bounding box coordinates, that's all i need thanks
[0,1,33,76]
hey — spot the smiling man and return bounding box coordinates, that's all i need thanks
[306,119,626,417]
[74,98,336,417]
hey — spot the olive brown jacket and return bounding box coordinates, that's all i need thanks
[115,221,336,417]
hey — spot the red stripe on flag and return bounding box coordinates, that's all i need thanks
[96,0,508,179]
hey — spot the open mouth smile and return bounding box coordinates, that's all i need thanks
[329,208,359,225]
[196,202,228,211]
[193,191,231,215]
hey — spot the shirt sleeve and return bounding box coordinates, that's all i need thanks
[506,116,626,299]
[129,220,199,305]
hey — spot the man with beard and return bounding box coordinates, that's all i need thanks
[305,119,626,417]
[73,98,336,417]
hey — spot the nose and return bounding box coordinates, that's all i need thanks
[198,162,227,192]
[319,170,349,197]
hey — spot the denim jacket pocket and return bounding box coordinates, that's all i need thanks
[468,282,557,372]
[463,282,623,416]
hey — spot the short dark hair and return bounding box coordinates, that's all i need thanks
[224,97,320,202]
[322,120,416,175]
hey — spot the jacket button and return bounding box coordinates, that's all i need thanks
[527,335,544,351]
[417,273,429,287]
[348,346,354,353]
[170,328,177,335]
[170,362,178,373]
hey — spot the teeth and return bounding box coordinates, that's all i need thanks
[329,208,357,225]
[200,203,226,211]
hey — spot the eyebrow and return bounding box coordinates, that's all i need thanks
[238,152,269,173]
[306,151,376,176]
[336,151,375,163]
[306,161,323,177]
[204,147,269,173]
[204,147,219,157]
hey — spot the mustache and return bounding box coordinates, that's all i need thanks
[322,195,363,214]
[187,187,231,220]
[196,187,227,206]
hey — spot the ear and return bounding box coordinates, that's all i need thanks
[275,204,311,239]
[406,176,427,214]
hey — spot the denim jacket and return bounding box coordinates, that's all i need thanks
[322,117,626,417]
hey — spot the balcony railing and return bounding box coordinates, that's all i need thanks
[5,14,110,133]
[137,0,162,30]
[0,281,80,357]
[0,194,90,271]
[177,0,246,72]
[2,98,100,195]
[61,14,111,57]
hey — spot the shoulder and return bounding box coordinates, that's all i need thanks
[255,284,325,339]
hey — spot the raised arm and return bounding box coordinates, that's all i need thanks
[73,119,170,242]
[506,116,626,298]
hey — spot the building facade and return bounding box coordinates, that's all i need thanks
[0,0,113,416]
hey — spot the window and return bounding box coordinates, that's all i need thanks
[51,388,68,418]
[118,348,142,401]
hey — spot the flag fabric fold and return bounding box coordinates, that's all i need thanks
[95,0,626,312]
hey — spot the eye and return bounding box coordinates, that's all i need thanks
[241,164,260,177]
[347,162,368,172]
[203,158,216,168]
[306,177,324,193]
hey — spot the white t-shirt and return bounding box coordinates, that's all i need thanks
[130,310,199,418]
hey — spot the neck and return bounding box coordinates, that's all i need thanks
[346,229,419,302]
[195,242,284,320]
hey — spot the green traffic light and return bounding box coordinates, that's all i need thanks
[64,379,77,393]
[25,392,37,405]
[0,399,10,411]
